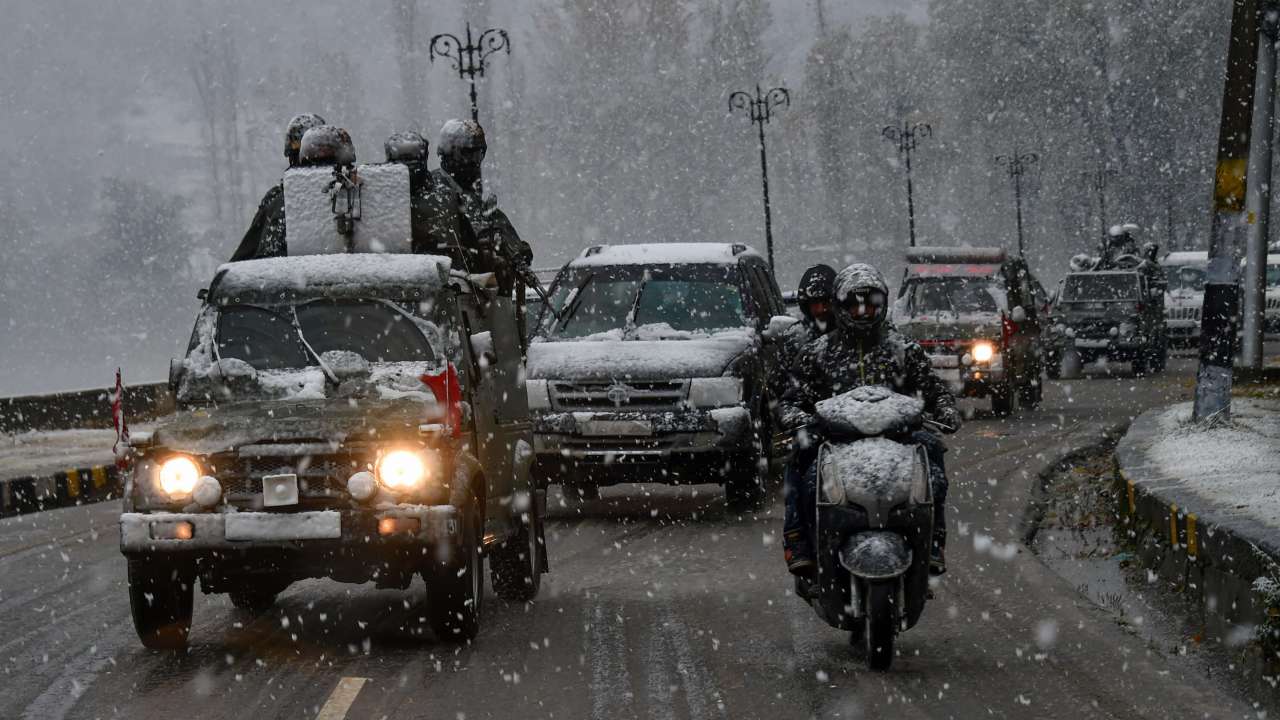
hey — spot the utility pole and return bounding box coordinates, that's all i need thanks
[1194,0,1261,421]
[1082,165,1116,245]
[995,149,1039,257]
[428,22,511,124]
[882,121,932,248]
[728,85,791,272]
[1243,1,1280,371]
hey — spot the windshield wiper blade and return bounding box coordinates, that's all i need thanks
[622,273,650,339]
[290,306,341,388]
[556,273,595,330]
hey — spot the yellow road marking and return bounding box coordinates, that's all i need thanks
[1169,503,1179,548]
[65,469,80,498]
[1187,514,1198,558]
[91,465,107,489]
[315,677,368,720]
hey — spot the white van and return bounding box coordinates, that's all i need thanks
[1160,251,1207,347]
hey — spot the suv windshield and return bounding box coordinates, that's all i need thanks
[541,263,747,340]
[1165,266,1207,292]
[1062,274,1139,302]
[1268,265,1280,288]
[906,277,1000,315]
[216,299,436,370]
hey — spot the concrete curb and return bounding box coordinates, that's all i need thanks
[1115,404,1280,679]
[0,464,122,518]
[1019,421,1129,547]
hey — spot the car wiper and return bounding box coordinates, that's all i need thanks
[555,273,595,331]
[290,306,341,388]
[622,272,650,339]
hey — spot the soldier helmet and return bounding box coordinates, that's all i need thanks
[437,119,487,164]
[298,126,357,167]
[284,113,327,164]
[385,131,429,165]
[833,263,890,334]
[796,264,836,321]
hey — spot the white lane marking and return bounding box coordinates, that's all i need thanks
[315,677,368,720]
[20,624,126,720]
[662,607,726,720]
[587,602,632,720]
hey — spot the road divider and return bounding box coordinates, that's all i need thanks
[0,464,122,518]
[0,381,170,435]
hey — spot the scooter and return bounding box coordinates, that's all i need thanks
[800,385,936,671]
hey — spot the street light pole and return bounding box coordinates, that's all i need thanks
[429,21,511,124]
[882,121,932,247]
[1242,1,1279,371]
[729,85,791,272]
[1081,165,1116,245]
[995,149,1039,257]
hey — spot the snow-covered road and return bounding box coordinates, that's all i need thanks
[0,356,1262,719]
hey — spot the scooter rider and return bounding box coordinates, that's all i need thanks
[779,263,962,575]
[231,112,326,261]
[775,265,837,574]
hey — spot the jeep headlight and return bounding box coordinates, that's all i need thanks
[377,450,434,492]
[687,377,743,408]
[158,456,201,498]
[971,341,996,364]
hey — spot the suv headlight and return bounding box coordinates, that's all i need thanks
[687,377,743,408]
[527,379,551,410]
[158,455,201,498]
[377,450,437,492]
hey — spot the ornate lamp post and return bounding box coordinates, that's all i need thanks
[1081,164,1117,245]
[429,22,511,124]
[882,121,932,247]
[728,85,790,272]
[995,149,1039,257]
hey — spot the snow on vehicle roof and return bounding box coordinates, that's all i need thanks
[1161,251,1208,266]
[569,243,761,267]
[905,247,1006,264]
[211,254,451,303]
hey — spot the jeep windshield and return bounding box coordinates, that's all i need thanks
[1165,266,1207,292]
[216,299,436,370]
[904,277,1001,315]
[540,264,747,340]
[1062,274,1139,302]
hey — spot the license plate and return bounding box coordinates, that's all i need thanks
[929,354,959,369]
[224,511,342,541]
[579,419,654,437]
[262,473,299,507]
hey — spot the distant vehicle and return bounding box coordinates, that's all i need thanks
[1160,251,1208,347]
[1055,268,1168,374]
[525,242,793,509]
[1268,258,1280,335]
[120,218,545,647]
[891,247,1046,415]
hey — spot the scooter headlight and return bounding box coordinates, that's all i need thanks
[158,456,201,498]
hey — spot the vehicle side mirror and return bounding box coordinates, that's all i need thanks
[1010,306,1027,324]
[168,358,184,394]
[763,314,798,341]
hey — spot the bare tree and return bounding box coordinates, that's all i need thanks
[190,29,246,225]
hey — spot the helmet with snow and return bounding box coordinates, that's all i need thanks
[796,263,836,323]
[833,263,890,335]
[284,113,327,165]
[438,119,487,164]
[384,131,429,165]
[298,126,357,168]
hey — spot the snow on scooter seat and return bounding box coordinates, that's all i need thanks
[815,385,924,437]
[283,163,412,255]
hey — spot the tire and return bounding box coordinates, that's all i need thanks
[491,498,544,602]
[1131,354,1147,377]
[991,382,1017,416]
[127,556,195,650]
[229,586,280,614]
[426,502,484,642]
[1045,355,1062,380]
[725,410,770,511]
[1018,379,1041,409]
[864,582,897,671]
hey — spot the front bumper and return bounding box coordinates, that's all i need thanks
[120,505,459,554]
[1072,336,1146,358]
[530,407,752,484]
[928,355,1006,397]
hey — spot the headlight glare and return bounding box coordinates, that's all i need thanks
[158,456,201,498]
[377,450,429,491]
[971,341,995,364]
[688,377,743,407]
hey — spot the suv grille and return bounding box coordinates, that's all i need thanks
[1166,306,1201,321]
[210,453,369,500]
[550,380,688,411]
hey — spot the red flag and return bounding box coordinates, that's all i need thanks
[419,362,463,438]
[111,368,130,469]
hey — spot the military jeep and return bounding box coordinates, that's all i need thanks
[120,221,543,648]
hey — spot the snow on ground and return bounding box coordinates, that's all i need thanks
[1150,399,1280,528]
[0,426,151,479]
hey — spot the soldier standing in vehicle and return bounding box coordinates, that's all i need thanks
[383,131,477,263]
[230,113,326,261]
[775,264,837,576]
[433,119,532,281]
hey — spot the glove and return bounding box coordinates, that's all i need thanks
[934,406,962,434]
